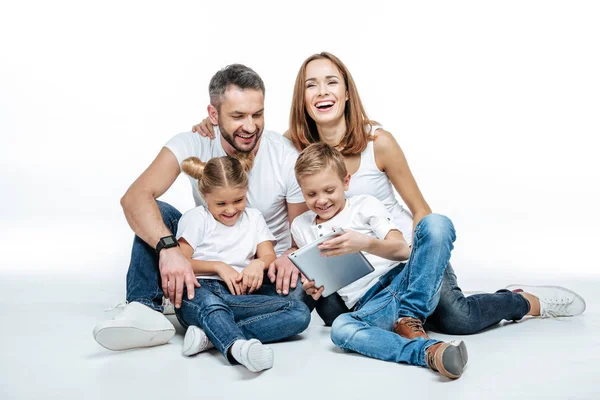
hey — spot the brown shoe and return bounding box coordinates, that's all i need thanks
[425,341,468,379]
[393,317,429,340]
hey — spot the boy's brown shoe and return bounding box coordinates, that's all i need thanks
[425,340,468,379]
[393,317,429,340]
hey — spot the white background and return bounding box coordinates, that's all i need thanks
[1,0,599,279]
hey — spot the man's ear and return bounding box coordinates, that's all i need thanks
[208,104,219,125]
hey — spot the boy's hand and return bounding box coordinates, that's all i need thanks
[302,280,325,301]
[318,230,371,257]
[236,260,265,294]
[215,262,243,295]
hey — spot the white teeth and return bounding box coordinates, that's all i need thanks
[316,101,334,108]
[238,134,254,138]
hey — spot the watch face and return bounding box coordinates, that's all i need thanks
[163,236,176,245]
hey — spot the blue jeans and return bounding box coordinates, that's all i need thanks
[330,214,454,367]
[176,279,311,361]
[126,201,313,310]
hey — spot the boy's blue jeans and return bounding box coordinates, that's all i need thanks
[330,213,455,367]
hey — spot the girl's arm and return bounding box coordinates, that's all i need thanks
[372,129,432,231]
[238,241,277,294]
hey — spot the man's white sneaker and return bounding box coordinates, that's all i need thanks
[506,284,586,318]
[93,302,175,350]
[182,325,214,356]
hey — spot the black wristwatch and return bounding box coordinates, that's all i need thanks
[156,235,179,256]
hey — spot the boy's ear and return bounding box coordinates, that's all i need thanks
[343,173,351,190]
[208,104,219,125]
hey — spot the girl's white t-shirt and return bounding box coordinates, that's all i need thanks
[176,206,276,280]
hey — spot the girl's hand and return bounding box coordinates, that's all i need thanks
[302,280,324,301]
[318,230,371,257]
[191,118,216,139]
[215,262,243,295]
[236,260,265,295]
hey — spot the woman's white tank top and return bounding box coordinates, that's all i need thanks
[345,126,415,244]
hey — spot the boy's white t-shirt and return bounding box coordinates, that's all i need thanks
[176,207,276,280]
[165,127,305,256]
[291,195,401,309]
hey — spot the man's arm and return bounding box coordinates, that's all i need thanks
[121,147,199,308]
[267,201,308,295]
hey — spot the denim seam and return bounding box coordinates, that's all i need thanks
[237,302,292,326]
[182,299,235,353]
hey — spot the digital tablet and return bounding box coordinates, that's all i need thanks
[288,228,375,297]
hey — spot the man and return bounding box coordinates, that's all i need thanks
[93,64,309,351]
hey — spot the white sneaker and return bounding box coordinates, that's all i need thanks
[182,326,214,356]
[93,301,175,350]
[237,339,274,372]
[506,284,586,318]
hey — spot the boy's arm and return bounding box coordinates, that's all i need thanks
[364,230,411,261]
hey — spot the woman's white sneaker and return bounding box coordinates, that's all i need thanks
[93,302,175,350]
[506,284,586,318]
[182,325,214,356]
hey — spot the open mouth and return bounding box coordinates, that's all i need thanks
[316,204,334,212]
[221,212,238,220]
[236,133,255,143]
[315,100,335,111]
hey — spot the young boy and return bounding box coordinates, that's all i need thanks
[290,143,468,379]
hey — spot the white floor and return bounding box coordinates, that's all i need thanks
[1,266,599,400]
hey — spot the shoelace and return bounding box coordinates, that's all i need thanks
[405,318,426,334]
[541,298,573,318]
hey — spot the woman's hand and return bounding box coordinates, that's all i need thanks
[318,230,371,257]
[191,118,216,139]
[215,262,243,295]
[302,280,325,301]
[236,260,265,295]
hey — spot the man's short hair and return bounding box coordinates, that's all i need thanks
[209,64,265,109]
[295,143,348,182]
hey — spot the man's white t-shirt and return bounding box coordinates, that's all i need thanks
[290,195,401,309]
[165,127,305,256]
[176,207,276,280]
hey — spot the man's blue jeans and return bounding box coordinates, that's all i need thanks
[126,201,311,310]
[330,214,455,367]
[176,279,311,361]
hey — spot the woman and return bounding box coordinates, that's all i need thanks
[192,52,586,334]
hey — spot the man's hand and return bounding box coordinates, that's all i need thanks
[318,230,371,257]
[236,260,265,295]
[267,253,303,295]
[158,247,200,308]
[191,118,216,139]
[215,262,243,295]
[302,280,324,301]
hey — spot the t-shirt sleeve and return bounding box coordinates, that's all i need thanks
[175,208,207,249]
[254,212,277,246]
[290,217,309,248]
[283,149,305,204]
[164,132,201,169]
[359,196,399,240]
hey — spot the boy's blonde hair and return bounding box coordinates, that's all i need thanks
[294,143,348,181]
[182,154,253,195]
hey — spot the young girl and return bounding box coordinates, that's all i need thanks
[175,154,311,372]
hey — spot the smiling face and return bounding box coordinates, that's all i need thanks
[304,59,348,127]
[298,166,350,223]
[209,85,265,155]
[203,186,248,226]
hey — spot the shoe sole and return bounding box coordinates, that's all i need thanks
[506,284,587,315]
[94,326,175,351]
[243,339,274,372]
[436,341,468,379]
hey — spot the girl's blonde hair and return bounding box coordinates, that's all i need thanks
[294,143,348,182]
[182,153,254,195]
[289,52,374,156]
